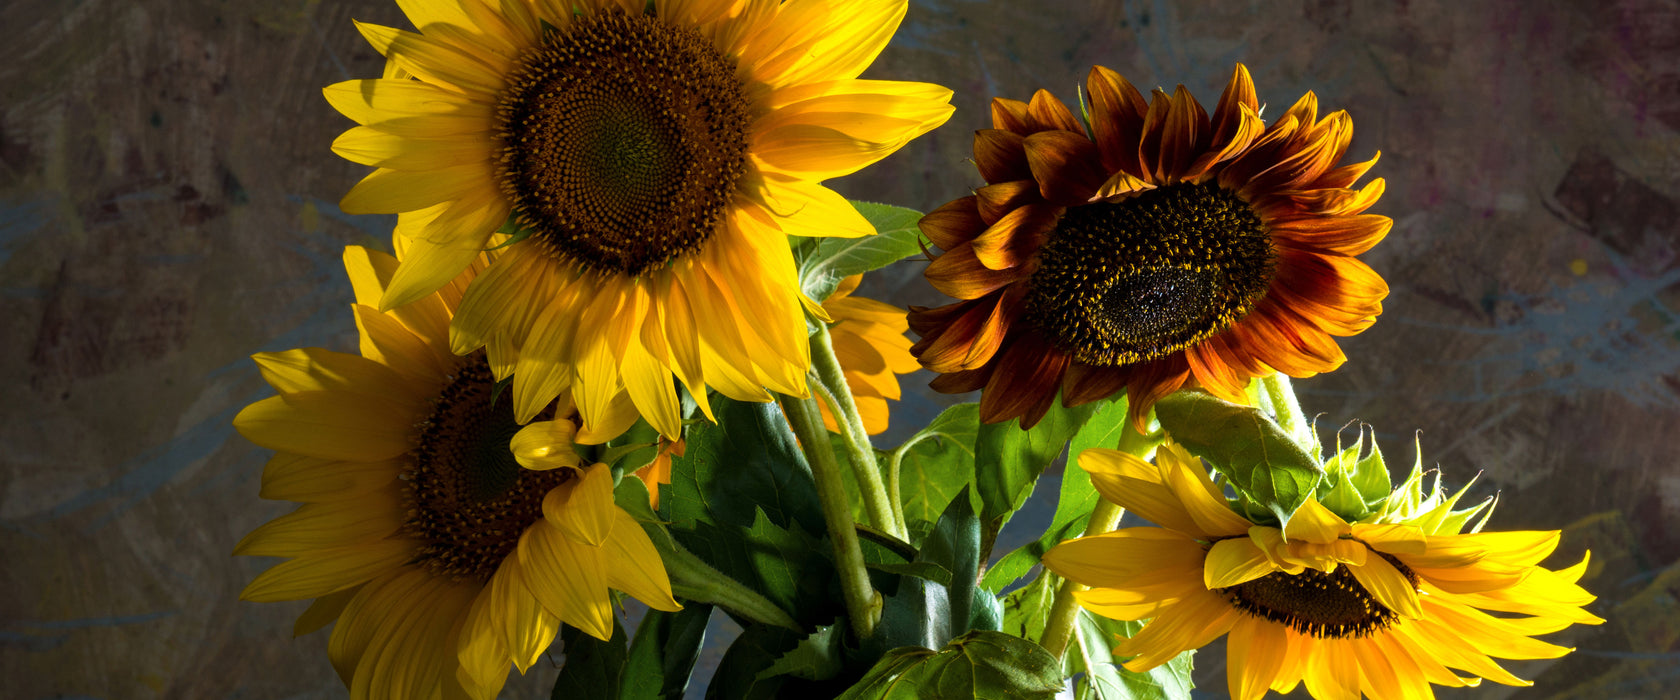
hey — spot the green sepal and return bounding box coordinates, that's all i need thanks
[1154,391,1324,527]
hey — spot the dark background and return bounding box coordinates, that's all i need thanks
[2,0,1676,697]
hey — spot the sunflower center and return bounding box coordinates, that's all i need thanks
[1217,553,1420,639]
[495,10,751,276]
[1023,182,1275,365]
[404,357,568,580]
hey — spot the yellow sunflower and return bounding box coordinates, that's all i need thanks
[234,245,679,700]
[1043,442,1602,700]
[816,274,920,435]
[909,64,1388,429]
[326,0,953,439]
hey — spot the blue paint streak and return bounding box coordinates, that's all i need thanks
[0,195,55,267]
[1,611,176,654]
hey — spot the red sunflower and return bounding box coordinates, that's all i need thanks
[910,64,1389,428]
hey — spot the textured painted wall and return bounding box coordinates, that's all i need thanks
[1,0,1676,697]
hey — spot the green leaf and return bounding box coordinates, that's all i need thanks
[996,571,1056,642]
[553,620,628,699]
[1070,613,1194,700]
[894,403,980,541]
[836,631,1063,700]
[974,398,1099,561]
[917,486,981,640]
[759,622,846,682]
[799,201,925,302]
[981,397,1129,592]
[680,509,840,628]
[706,625,804,700]
[668,397,825,535]
[622,605,713,700]
[1154,391,1324,526]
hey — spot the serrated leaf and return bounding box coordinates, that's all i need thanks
[1071,613,1194,700]
[623,605,713,700]
[1154,392,1323,526]
[836,631,1063,700]
[799,201,925,302]
[997,571,1056,642]
[981,398,1128,592]
[706,625,804,700]
[759,622,846,682]
[668,397,825,535]
[553,620,627,699]
[974,398,1099,561]
[894,403,980,539]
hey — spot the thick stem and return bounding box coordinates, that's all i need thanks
[780,392,881,640]
[1039,499,1123,659]
[808,323,907,539]
[661,536,800,631]
[1259,373,1316,452]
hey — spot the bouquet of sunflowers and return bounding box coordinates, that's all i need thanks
[232,1,1601,698]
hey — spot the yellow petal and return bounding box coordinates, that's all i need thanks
[489,555,561,672]
[1203,537,1278,589]
[759,176,875,239]
[1282,498,1351,544]
[329,571,430,685]
[518,521,614,641]
[1043,528,1206,590]
[542,462,615,547]
[1348,553,1422,619]
[455,589,512,698]
[294,585,362,637]
[234,394,415,462]
[602,509,682,611]
[510,420,580,471]
[1115,589,1240,671]
[382,199,507,311]
[1078,449,1206,537]
[340,163,493,215]
[235,493,406,556]
[242,539,417,603]
[1226,615,1290,700]
[1162,453,1253,538]
[253,347,419,407]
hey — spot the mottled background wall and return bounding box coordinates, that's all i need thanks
[2,0,1677,698]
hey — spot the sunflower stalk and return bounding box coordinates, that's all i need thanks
[1259,373,1317,453]
[655,529,801,631]
[779,391,883,640]
[807,321,909,540]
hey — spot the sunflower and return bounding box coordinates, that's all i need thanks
[234,245,679,700]
[909,64,1388,428]
[816,274,920,435]
[326,0,953,439]
[1042,442,1603,700]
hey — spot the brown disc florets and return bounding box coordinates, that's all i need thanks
[1218,551,1420,639]
[404,358,568,580]
[495,10,751,276]
[1023,181,1276,366]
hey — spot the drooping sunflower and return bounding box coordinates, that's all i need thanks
[910,64,1388,428]
[327,0,953,439]
[1042,442,1603,700]
[817,274,920,435]
[234,245,679,700]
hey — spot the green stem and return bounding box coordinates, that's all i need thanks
[808,322,907,540]
[1259,373,1315,451]
[780,392,881,640]
[660,535,800,631]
